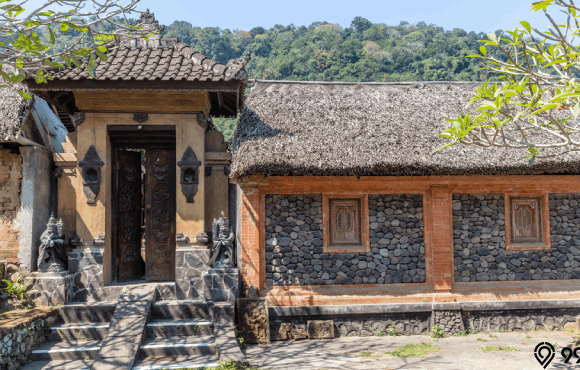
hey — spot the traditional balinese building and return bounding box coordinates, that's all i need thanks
[0,81,68,269]
[232,80,580,339]
[20,11,247,303]
[7,11,249,370]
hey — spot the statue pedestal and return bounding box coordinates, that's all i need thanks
[26,271,71,306]
[203,268,239,302]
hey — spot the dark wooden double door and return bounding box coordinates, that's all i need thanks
[115,148,176,282]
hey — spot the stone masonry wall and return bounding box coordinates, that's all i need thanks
[265,194,425,286]
[0,149,21,263]
[454,194,580,282]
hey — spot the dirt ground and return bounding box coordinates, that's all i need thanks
[244,330,580,369]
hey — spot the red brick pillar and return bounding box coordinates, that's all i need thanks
[429,185,454,291]
[239,186,264,294]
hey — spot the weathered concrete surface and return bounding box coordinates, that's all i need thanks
[19,146,52,272]
[245,331,580,369]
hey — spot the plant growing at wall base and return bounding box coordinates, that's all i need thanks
[2,276,31,300]
[430,325,445,339]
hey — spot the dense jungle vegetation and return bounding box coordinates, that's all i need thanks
[38,16,503,143]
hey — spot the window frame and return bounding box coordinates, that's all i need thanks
[505,193,551,251]
[322,194,370,253]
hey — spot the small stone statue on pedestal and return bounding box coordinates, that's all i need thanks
[37,213,67,273]
[207,212,235,268]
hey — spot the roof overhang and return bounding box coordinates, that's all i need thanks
[25,79,245,118]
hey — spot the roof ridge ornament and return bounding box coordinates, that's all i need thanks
[138,9,165,34]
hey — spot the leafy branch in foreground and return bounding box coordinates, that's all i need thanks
[0,0,154,98]
[436,0,580,162]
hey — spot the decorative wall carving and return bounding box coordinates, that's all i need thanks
[307,320,334,339]
[177,147,202,203]
[176,233,190,244]
[238,298,270,344]
[510,196,542,244]
[133,113,149,123]
[79,145,104,204]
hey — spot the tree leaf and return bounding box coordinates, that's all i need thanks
[17,90,31,99]
[520,21,532,33]
[48,27,55,45]
[60,23,69,33]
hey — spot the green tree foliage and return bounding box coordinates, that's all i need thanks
[161,17,503,82]
[437,1,580,161]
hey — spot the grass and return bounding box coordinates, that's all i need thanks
[386,343,442,358]
[359,351,373,358]
[479,346,518,352]
[477,338,487,342]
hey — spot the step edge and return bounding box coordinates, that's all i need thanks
[140,342,214,349]
[147,321,212,327]
[52,323,110,329]
[133,362,220,370]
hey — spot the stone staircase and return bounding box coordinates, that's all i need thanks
[22,286,244,370]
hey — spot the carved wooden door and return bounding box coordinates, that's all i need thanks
[116,150,144,281]
[145,148,176,281]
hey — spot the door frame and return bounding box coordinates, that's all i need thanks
[109,126,176,283]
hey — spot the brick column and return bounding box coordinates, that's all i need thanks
[430,185,453,291]
[239,186,264,294]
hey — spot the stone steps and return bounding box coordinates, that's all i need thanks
[139,335,216,358]
[132,355,220,370]
[59,301,116,324]
[31,339,102,361]
[49,322,110,341]
[151,300,212,320]
[146,319,213,337]
[21,359,94,370]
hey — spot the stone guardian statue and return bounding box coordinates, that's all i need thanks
[37,213,67,273]
[208,212,235,268]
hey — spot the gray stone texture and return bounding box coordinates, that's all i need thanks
[0,312,56,370]
[453,193,580,282]
[18,146,52,273]
[432,311,463,335]
[265,194,425,286]
[175,248,210,299]
[67,251,104,302]
[203,268,239,302]
[271,313,430,340]
[464,309,580,333]
[26,272,70,306]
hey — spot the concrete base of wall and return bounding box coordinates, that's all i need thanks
[268,299,580,339]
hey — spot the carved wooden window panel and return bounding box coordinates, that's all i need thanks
[329,198,362,247]
[509,197,542,245]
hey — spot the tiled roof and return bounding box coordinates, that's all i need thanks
[49,42,249,83]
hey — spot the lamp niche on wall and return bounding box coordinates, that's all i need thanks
[177,146,202,203]
[79,145,104,204]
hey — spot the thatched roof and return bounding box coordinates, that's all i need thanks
[0,81,32,140]
[231,80,580,181]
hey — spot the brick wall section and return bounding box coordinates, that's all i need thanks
[0,149,22,262]
[240,187,264,293]
[454,193,580,282]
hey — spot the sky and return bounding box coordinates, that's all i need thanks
[20,0,565,33]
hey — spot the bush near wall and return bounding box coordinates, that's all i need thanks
[0,308,57,370]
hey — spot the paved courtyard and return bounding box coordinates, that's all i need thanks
[244,331,580,369]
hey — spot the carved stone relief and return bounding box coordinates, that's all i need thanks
[177,146,202,203]
[307,320,334,339]
[79,145,104,204]
[237,298,270,344]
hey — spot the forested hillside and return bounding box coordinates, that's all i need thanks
[162,17,500,82]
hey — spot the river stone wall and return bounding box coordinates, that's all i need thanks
[265,194,425,286]
[453,194,580,282]
[0,308,57,370]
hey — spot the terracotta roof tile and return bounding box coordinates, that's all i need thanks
[35,42,250,84]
